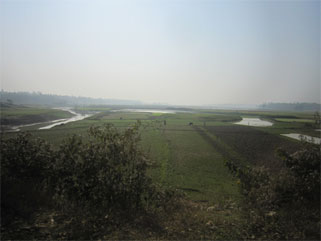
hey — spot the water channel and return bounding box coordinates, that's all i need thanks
[39,108,92,130]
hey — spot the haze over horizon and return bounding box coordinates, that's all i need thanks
[1,0,320,106]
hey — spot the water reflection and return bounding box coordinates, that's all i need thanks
[281,133,321,145]
[235,118,273,127]
[39,108,91,130]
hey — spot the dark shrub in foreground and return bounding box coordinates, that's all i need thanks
[1,133,54,224]
[227,143,321,240]
[52,123,152,215]
[1,123,176,239]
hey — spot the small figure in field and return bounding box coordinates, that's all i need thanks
[189,122,193,126]
[120,117,123,120]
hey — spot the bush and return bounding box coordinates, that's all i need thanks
[227,143,321,240]
[1,133,54,224]
[1,122,174,237]
[52,123,152,216]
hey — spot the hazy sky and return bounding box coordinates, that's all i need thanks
[1,0,320,105]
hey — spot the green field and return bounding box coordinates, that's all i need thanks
[0,104,73,129]
[275,118,314,123]
[2,106,317,201]
[1,105,319,239]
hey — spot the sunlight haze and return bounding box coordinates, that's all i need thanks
[1,0,320,105]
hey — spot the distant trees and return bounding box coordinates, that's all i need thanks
[259,102,321,112]
[0,90,142,106]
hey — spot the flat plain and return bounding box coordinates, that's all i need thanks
[1,104,319,239]
[2,105,318,200]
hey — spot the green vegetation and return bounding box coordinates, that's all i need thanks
[275,118,314,123]
[226,144,320,240]
[1,124,180,239]
[0,103,73,130]
[1,105,320,239]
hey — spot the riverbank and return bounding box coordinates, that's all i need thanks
[39,108,92,130]
[0,105,94,132]
[0,105,73,132]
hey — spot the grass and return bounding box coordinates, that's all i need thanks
[204,125,303,170]
[142,124,241,203]
[1,105,317,239]
[0,105,73,127]
[275,118,314,123]
[2,106,313,187]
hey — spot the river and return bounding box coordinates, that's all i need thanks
[4,108,92,132]
[39,108,92,130]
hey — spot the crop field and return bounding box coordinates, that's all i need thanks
[1,104,320,239]
[2,106,316,200]
[275,118,314,123]
[203,125,301,170]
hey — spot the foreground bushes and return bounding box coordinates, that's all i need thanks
[227,143,321,240]
[1,133,54,224]
[53,124,151,213]
[1,123,174,238]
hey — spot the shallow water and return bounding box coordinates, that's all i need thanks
[112,109,176,114]
[39,108,91,130]
[6,119,67,132]
[235,118,273,127]
[281,133,321,144]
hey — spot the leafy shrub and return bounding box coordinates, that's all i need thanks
[1,133,54,224]
[226,143,321,240]
[52,122,152,216]
[1,122,176,237]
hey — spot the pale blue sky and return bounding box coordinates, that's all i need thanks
[1,0,320,105]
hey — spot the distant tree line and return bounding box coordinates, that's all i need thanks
[259,102,321,111]
[0,91,142,107]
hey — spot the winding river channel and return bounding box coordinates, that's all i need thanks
[6,113,321,146]
[39,108,91,130]
[6,108,92,132]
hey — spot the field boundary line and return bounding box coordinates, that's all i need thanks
[193,125,246,166]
